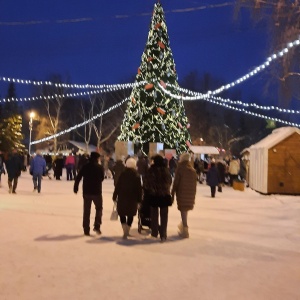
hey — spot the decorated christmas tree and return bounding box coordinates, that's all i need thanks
[118,1,191,154]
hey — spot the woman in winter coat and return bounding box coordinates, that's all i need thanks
[206,162,220,198]
[143,155,172,242]
[171,153,197,238]
[112,158,142,239]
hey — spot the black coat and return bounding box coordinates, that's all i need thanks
[113,168,142,216]
[207,165,220,187]
[143,165,172,207]
[5,153,22,179]
[74,160,104,195]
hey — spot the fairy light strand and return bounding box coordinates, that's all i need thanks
[31,97,130,145]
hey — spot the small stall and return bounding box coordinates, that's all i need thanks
[249,127,300,195]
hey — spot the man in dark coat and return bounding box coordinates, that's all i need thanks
[73,152,105,236]
[5,149,23,194]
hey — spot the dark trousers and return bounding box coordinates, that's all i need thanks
[8,177,18,192]
[83,194,103,233]
[66,166,74,180]
[120,216,133,227]
[32,174,42,192]
[150,206,168,238]
[210,186,216,197]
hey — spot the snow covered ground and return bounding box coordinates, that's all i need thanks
[0,171,300,300]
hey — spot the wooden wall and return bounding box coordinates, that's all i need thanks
[268,133,300,194]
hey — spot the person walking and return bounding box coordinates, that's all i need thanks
[0,150,6,187]
[143,155,172,242]
[4,149,23,194]
[171,153,197,238]
[228,156,240,186]
[73,152,105,236]
[53,154,64,180]
[206,161,221,198]
[112,158,142,239]
[30,150,47,193]
[113,157,125,187]
[65,153,75,180]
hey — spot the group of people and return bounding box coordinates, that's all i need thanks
[74,152,198,242]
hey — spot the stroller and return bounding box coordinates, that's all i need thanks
[138,194,151,233]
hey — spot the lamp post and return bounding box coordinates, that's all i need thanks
[28,111,35,154]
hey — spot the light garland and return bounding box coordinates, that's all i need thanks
[156,83,300,127]
[0,76,145,90]
[31,97,130,145]
[163,83,300,114]
[1,89,103,104]
[206,37,300,96]
[206,97,300,128]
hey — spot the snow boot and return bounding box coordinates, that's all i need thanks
[122,224,130,239]
[182,226,189,238]
[178,222,183,236]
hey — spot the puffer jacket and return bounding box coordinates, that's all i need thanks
[171,160,197,211]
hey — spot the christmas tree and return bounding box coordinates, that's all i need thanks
[118,2,191,154]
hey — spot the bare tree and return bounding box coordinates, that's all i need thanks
[75,96,96,153]
[235,0,300,106]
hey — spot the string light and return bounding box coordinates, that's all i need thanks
[0,76,145,90]
[156,83,300,127]
[31,97,130,145]
[162,83,300,114]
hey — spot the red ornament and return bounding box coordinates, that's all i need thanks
[155,23,161,30]
[186,140,191,147]
[157,107,166,115]
[132,123,140,130]
[186,123,190,128]
[145,83,154,90]
[158,41,165,49]
[131,97,136,104]
[147,57,153,62]
[138,68,141,75]
[178,122,183,128]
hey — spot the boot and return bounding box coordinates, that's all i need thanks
[182,226,189,238]
[121,224,130,239]
[126,224,131,237]
[177,222,183,236]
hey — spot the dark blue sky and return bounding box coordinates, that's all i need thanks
[0,0,298,125]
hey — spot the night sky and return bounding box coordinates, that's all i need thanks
[0,0,298,124]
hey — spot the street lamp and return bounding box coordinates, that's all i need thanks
[28,111,35,154]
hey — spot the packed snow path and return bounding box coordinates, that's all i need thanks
[1,171,300,300]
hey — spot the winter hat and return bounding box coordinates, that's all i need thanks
[90,152,100,161]
[180,153,190,162]
[126,157,136,169]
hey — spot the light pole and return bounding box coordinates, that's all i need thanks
[28,111,35,154]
